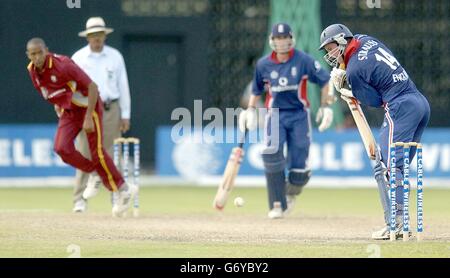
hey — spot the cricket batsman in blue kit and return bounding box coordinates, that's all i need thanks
[319,24,430,239]
[239,23,335,219]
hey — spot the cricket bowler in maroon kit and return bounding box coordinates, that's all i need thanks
[26,38,137,217]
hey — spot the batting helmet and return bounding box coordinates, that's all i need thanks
[318,24,353,67]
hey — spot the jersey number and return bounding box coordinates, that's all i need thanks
[375,48,399,70]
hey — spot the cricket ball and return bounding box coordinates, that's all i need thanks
[234,197,245,207]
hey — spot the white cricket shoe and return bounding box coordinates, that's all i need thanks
[112,183,138,217]
[72,199,87,213]
[371,225,390,240]
[371,217,412,240]
[284,195,296,215]
[268,201,283,219]
[82,172,102,199]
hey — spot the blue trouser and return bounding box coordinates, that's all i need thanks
[379,92,430,216]
[263,108,311,210]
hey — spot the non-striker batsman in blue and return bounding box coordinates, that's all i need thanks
[319,24,430,240]
[239,23,335,219]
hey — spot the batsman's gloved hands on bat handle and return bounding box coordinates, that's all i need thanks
[330,67,347,92]
[315,105,333,132]
[239,106,257,132]
[330,68,355,100]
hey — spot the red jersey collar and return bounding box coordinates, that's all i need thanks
[343,38,361,67]
[44,53,53,69]
[270,49,295,64]
[29,53,53,72]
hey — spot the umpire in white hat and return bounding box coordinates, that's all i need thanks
[71,17,132,212]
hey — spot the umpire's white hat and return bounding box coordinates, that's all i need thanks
[78,17,114,37]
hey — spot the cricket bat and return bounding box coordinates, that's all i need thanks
[344,96,377,160]
[213,130,247,210]
[335,64,377,160]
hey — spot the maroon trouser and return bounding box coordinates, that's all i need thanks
[53,101,124,192]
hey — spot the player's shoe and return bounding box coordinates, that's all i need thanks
[112,183,138,217]
[268,201,283,219]
[72,199,87,213]
[82,172,102,199]
[371,225,390,240]
[284,195,296,215]
[371,217,412,240]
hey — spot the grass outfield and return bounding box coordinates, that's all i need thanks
[0,186,449,258]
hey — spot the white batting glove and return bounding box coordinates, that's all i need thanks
[238,107,257,132]
[330,68,347,92]
[316,106,334,132]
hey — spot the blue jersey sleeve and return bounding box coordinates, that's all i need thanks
[347,65,383,107]
[251,63,265,96]
[305,54,330,88]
